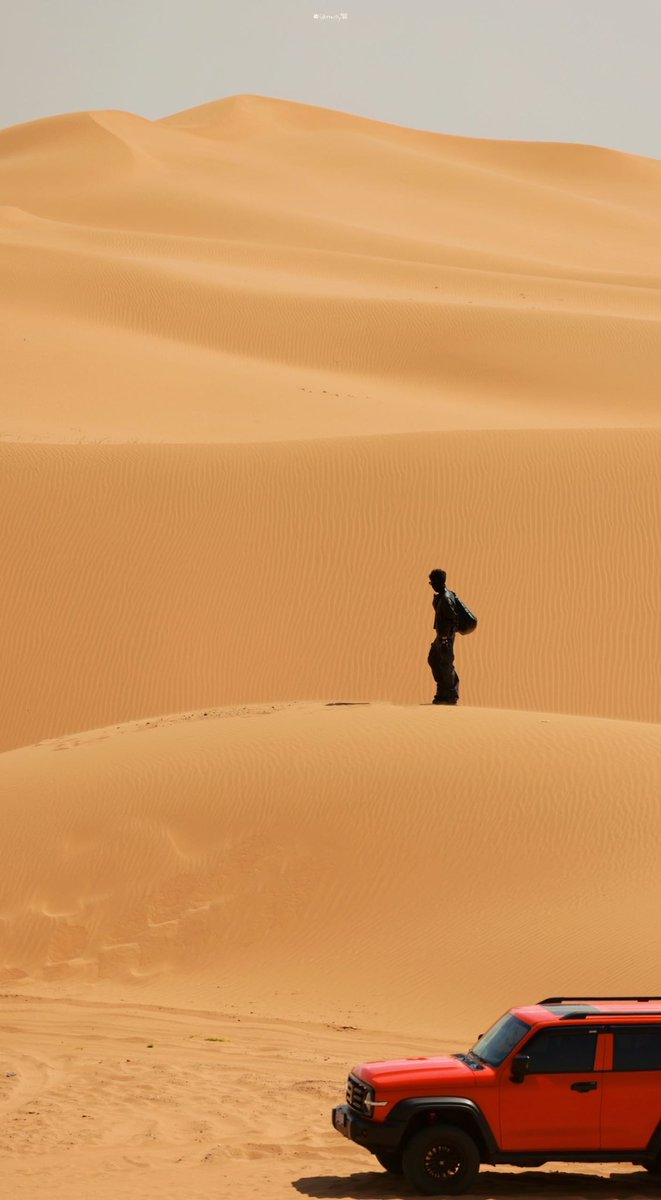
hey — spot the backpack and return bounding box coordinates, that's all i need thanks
[451,593,478,635]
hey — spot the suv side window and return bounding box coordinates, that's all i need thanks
[524,1028,598,1074]
[613,1027,661,1071]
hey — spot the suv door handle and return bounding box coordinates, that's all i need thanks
[570,1081,598,1092]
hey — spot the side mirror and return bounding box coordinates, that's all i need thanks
[511,1054,530,1084]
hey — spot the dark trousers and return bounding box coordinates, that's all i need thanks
[427,637,459,704]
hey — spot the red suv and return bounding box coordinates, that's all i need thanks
[332,996,661,1194]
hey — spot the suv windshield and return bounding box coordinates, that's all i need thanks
[469,1013,530,1067]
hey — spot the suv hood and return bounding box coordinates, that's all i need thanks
[357,1054,479,1089]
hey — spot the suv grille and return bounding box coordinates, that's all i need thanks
[346,1073,374,1118]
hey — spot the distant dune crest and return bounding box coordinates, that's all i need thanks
[2,94,661,444]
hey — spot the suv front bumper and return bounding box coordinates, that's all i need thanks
[332,1104,403,1153]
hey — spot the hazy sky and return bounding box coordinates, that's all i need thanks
[3,0,661,158]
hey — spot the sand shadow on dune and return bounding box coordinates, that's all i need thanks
[292,1167,657,1198]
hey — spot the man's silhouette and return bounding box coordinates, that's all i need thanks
[427,569,477,705]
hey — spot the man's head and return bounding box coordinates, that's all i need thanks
[429,568,447,592]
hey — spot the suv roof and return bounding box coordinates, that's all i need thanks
[512,996,661,1024]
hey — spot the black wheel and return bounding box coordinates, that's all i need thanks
[402,1124,480,1195]
[374,1149,403,1175]
[644,1157,661,1175]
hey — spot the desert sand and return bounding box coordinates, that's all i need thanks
[1,95,660,1199]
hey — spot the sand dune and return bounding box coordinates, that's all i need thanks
[2,703,661,1197]
[2,96,661,442]
[1,428,660,753]
[2,95,661,1199]
[2,702,661,1028]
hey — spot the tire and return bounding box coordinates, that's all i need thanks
[374,1149,403,1175]
[644,1157,661,1175]
[402,1124,480,1195]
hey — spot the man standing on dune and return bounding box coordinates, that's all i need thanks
[427,569,477,705]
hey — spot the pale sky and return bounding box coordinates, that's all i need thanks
[2,0,661,158]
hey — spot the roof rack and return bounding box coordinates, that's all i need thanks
[540,996,661,1004]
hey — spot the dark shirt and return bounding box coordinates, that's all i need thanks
[433,588,459,641]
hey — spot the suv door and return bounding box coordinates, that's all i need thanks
[499,1026,602,1150]
[601,1025,661,1149]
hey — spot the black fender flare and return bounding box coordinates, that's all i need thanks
[385,1096,499,1156]
[646,1121,661,1157]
